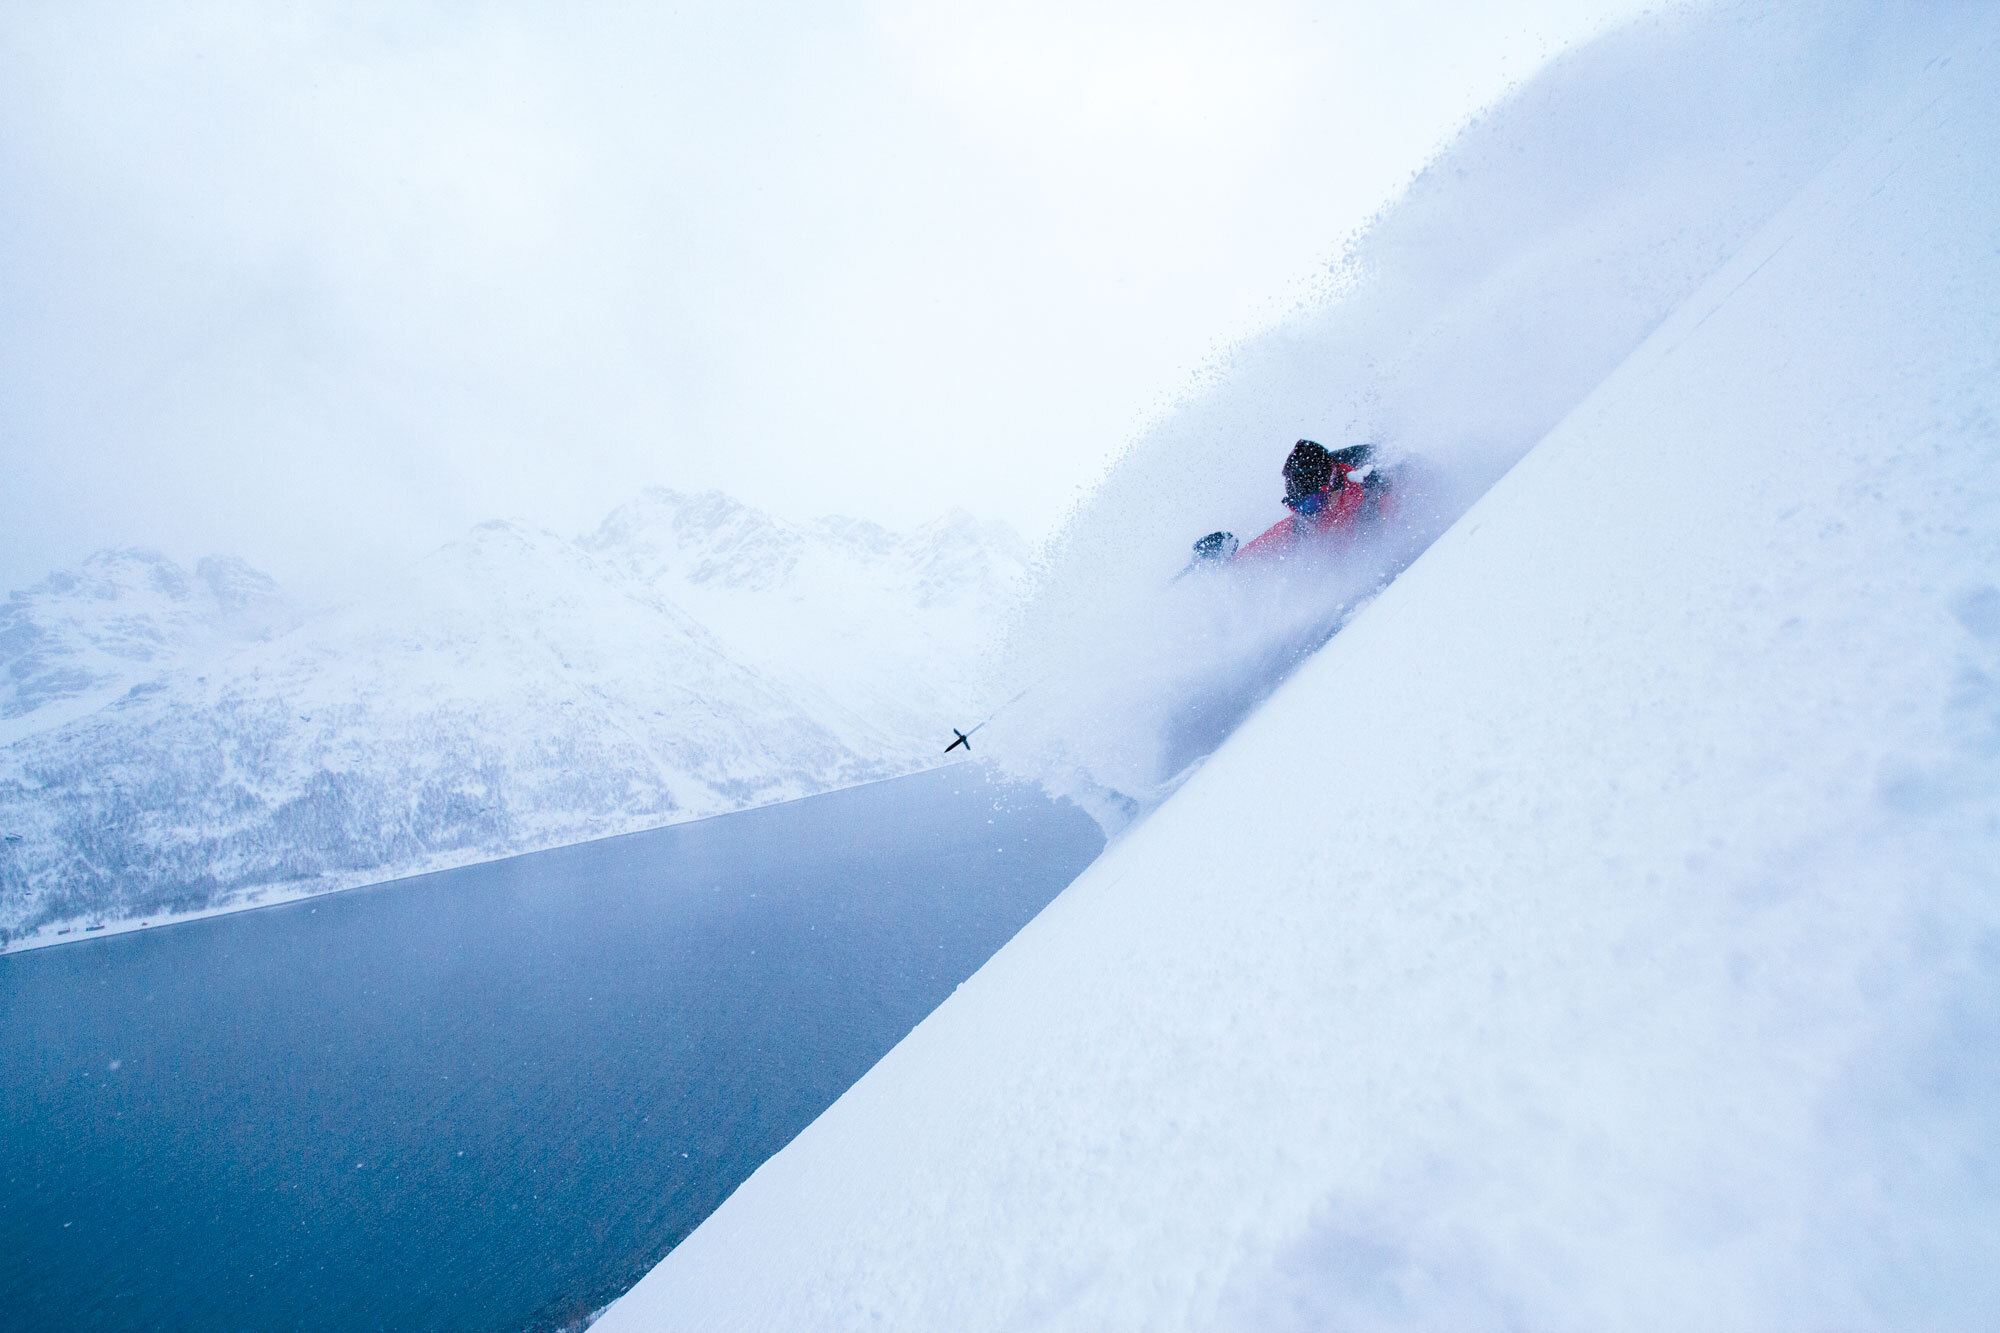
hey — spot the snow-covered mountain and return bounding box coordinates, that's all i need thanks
[0,492,1026,947]
[0,548,289,746]
[595,3,2000,1329]
[581,489,1028,754]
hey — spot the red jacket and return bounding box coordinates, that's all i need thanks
[1235,462,1388,562]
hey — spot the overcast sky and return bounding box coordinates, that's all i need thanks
[1,0,1657,596]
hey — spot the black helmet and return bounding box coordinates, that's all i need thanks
[1282,439,1333,506]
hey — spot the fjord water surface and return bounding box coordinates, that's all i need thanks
[0,764,1102,1332]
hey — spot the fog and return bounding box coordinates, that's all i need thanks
[1,0,1651,598]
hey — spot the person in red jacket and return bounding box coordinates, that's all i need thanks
[1232,439,1392,564]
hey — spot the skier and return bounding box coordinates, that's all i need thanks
[1191,439,1393,568]
[948,439,1397,754]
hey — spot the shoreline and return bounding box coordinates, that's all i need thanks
[0,759,983,959]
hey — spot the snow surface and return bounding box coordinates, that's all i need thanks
[594,4,2000,1328]
[0,491,1024,947]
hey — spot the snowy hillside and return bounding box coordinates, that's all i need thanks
[0,493,1024,947]
[0,548,289,746]
[596,3,2000,1329]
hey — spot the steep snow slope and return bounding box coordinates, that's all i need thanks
[0,497,1023,945]
[595,10,2000,1331]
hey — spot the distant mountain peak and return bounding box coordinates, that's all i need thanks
[195,555,281,615]
[0,548,289,734]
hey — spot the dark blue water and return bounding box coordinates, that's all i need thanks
[0,765,1102,1332]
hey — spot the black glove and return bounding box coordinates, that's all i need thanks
[1192,531,1238,561]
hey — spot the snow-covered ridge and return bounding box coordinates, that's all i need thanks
[0,490,1025,948]
[595,3,2000,1328]
[0,548,289,746]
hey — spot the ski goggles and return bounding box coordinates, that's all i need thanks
[1285,489,1328,517]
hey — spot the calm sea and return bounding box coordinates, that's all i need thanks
[0,764,1102,1331]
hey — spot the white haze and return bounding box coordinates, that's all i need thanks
[0,0,1654,600]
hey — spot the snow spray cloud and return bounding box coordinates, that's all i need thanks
[979,0,1983,833]
[976,499,1447,832]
